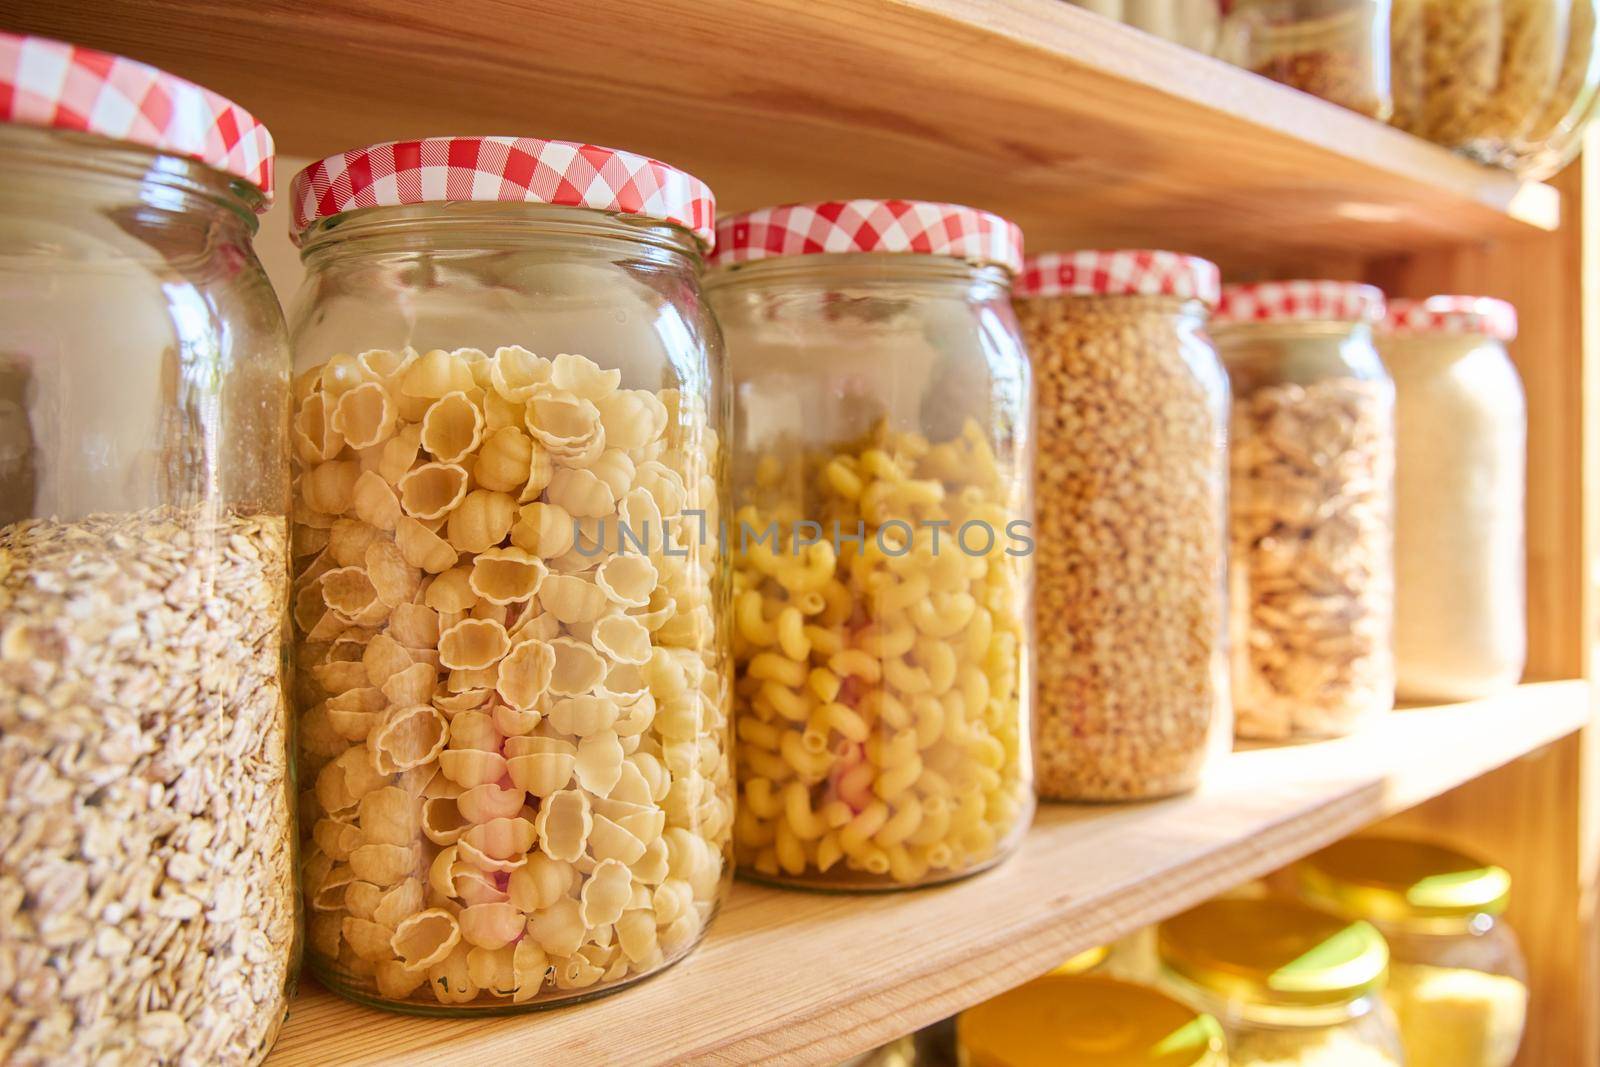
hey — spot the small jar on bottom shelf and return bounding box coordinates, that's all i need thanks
[1213,281,1395,741]
[286,137,733,1012]
[708,200,1035,890]
[1294,836,1529,1067]
[1012,250,1230,802]
[1221,0,1394,119]
[1158,898,1401,1067]
[0,35,297,1065]
[1378,297,1526,703]
[957,974,1228,1067]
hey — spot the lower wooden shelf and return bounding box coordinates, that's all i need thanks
[266,680,1591,1066]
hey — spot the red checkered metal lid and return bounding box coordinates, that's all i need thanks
[290,136,716,248]
[709,199,1024,274]
[1015,249,1221,307]
[1382,296,1518,342]
[1214,280,1387,326]
[0,32,274,199]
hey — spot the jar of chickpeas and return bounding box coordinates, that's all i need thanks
[286,137,732,1012]
[707,200,1034,889]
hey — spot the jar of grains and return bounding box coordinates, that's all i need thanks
[1158,899,1401,1067]
[1221,0,1394,120]
[1012,250,1230,801]
[0,34,296,1065]
[1212,281,1395,741]
[1391,0,1571,165]
[1295,837,1528,1067]
[707,200,1034,889]
[285,137,732,1011]
[1378,297,1526,702]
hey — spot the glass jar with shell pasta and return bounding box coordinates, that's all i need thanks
[285,136,732,1013]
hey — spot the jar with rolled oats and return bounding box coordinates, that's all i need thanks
[1212,281,1395,741]
[284,136,731,1013]
[1012,250,1231,802]
[0,33,296,1065]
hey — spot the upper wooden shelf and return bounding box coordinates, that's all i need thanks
[9,0,1558,272]
[262,681,1590,1067]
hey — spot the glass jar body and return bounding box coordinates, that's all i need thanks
[1381,331,1526,701]
[1223,0,1394,118]
[1391,0,1572,163]
[1163,976,1403,1067]
[1215,320,1395,740]
[1513,0,1600,176]
[711,253,1035,889]
[0,125,296,1064]
[288,202,733,1012]
[1378,917,1528,1067]
[1014,293,1230,801]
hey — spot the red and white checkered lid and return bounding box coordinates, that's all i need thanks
[709,200,1024,274]
[1015,249,1221,307]
[0,33,274,200]
[1214,280,1387,326]
[290,137,716,248]
[1382,296,1518,341]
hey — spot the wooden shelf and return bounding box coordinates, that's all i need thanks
[263,681,1591,1067]
[8,0,1557,271]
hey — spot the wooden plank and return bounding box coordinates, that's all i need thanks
[263,683,1589,1067]
[4,0,1556,272]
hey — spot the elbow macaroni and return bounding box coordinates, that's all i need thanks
[733,421,1032,887]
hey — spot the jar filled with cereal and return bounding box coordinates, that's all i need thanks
[1212,281,1395,741]
[285,137,732,1011]
[1013,250,1230,802]
[0,34,296,1064]
[1158,898,1402,1067]
[707,200,1034,889]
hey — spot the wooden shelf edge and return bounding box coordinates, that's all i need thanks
[265,680,1592,1067]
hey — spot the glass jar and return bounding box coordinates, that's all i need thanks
[1513,0,1600,175]
[1013,251,1229,801]
[1391,0,1572,164]
[1158,899,1401,1067]
[1222,0,1394,119]
[839,1036,919,1067]
[0,34,296,1066]
[1294,836,1528,1066]
[285,137,732,1012]
[957,974,1228,1067]
[708,200,1034,889]
[1378,297,1526,702]
[1212,282,1395,741]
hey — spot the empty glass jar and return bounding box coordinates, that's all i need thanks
[286,136,732,1012]
[709,200,1034,890]
[1213,281,1395,741]
[0,32,296,1065]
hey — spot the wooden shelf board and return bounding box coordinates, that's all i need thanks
[264,680,1592,1067]
[7,0,1557,272]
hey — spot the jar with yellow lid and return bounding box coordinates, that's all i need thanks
[958,975,1228,1067]
[1157,898,1401,1066]
[1293,836,1527,1067]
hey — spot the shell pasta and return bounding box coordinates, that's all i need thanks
[732,421,1033,888]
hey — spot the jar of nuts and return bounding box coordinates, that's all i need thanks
[0,34,297,1065]
[286,137,733,1011]
[1212,281,1395,741]
[1391,0,1572,166]
[1221,0,1394,120]
[707,200,1035,889]
[1012,250,1231,802]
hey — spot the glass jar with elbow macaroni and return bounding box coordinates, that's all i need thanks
[1158,898,1402,1067]
[1012,250,1230,802]
[284,137,732,1012]
[1211,281,1395,741]
[706,200,1034,889]
[0,35,297,1065]
[1293,837,1528,1067]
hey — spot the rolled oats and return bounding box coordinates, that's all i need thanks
[0,510,295,1066]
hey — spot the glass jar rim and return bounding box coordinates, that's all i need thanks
[703,249,1012,288]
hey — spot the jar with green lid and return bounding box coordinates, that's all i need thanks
[1293,836,1528,1067]
[1157,898,1401,1067]
[957,974,1228,1067]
